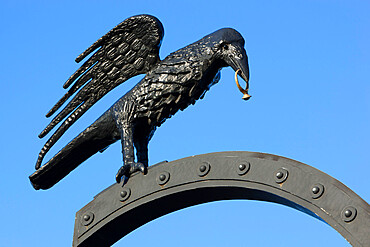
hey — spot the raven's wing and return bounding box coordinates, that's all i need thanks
[36,14,164,169]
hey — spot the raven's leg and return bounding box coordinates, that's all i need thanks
[134,137,149,168]
[115,124,146,183]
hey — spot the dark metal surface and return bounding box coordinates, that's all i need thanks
[30,14,250,189]
[72,151,370,247]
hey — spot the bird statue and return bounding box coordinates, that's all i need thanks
[29,14,251,190]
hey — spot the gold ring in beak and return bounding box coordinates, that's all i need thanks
[235,69,251,100]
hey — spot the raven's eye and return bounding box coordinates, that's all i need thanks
[221,43,229,50]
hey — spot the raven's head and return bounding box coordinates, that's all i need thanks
[210,28,251,100]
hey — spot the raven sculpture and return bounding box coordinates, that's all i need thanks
[29,14,250,190]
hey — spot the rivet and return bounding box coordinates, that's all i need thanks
[237,161,250,176]
[159,174,166,181]
[342,206,357,222]
[119,188,131,202]
[276,172,284,179]
[274,168,289,183]
[199,165,207,173]
[310,183,324,199]
[344,210,352,217]
[82,212,94,226]
[157,171,170,185]
[312,187,319,194]
[198,162,211,177]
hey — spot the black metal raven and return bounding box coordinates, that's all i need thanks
[29,14,250,190]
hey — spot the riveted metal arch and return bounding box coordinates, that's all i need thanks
[73,151,370,247]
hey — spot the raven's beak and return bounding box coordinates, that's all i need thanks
[226,45,251,101]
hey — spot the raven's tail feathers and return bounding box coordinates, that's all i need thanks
[30,114,119,190]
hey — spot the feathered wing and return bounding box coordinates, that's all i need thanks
[35,14,164,169]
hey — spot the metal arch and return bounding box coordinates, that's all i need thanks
[72,151,370,247]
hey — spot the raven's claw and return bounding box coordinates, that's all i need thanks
[116,162,147,184]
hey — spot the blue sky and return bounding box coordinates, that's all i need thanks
[1,1,369,246]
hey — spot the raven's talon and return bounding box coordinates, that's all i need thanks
[131,162,147,175]
[116,165,129,183]
[115,162,147,184]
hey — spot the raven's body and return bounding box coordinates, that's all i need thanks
[30,15,250,190]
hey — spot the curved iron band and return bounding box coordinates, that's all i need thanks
[73,152,370,247]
